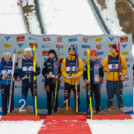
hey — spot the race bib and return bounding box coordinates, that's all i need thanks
[1,69,12,75]
[22,66,33,71]
[66,66,76,72]
[108,64,118,70]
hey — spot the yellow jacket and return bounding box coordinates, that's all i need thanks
[61,55,84,85]
[103,52,127,81]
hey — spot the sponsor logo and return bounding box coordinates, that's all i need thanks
[42,79,45,82]
[59,86,64,89]
[57,37,62,42]
[81,45,90,48]
[82,59,86,62]
[83,86,86,90]
[71,44,75,47]
[16,78,21,82]
[42,45,51,48]
[83,51,87,56]
[42,51,49,56]
[60,79,63,83]
[121,51,128,55]
[29,43,38,48]
[16,36,25,41]
[125,58,128,62]
[56,45,63,48]
[109,37,114,42]
[44,58,48,61]
[43,37,50,41]
[3,44,11,48]
[15,85,21,88]
[123,84,129,88]
[120,37,128,42]
[29,36,38,41]
[96,44,102,49]
[95,38,103,42]
[83,38,88,42]
[17,51,24,55]
[108,44,111,47]
[127,64,130,68]
[122,44,127,48]
[98,58,102,63]
[5,36,10,41]
[68,38,77,42]
[122,77,129,81]
[17,43,23,48]
[97,52,104,55]
[17,58,22,62]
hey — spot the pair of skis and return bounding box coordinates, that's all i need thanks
[87,48,93,119]
[33,44,38,115]
[54,48,60,110]
[8,50,16,114]
[118,42,123,108]
[75,44,79,112]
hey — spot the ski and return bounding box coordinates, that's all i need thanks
[33,44,38,115]
[75,44,78,112]
[8,49,16,113]
[118,42,123,108]
[54,48,60,110]
[87,48,93,119]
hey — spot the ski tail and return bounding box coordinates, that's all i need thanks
[54,48,60,110]
[75,44,78,112]
[8,49,16,114]
[33,44,38,115]
[87,48,93,119]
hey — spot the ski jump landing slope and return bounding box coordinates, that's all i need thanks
[39,0,104,35]
[0,0,27,34]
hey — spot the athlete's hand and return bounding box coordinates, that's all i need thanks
[86,80,90,84]
[55,75,58,79]
[105,69,110,73]
[11,77,15,81]
[47,75,50,79]
[120,75,124,81]
[2,76,6,80]
[73,75,77,79]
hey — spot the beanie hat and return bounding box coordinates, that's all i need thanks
[24,46,32,52]
[68,46,75,52]
[110,44,117,50]
[90,50,97,56]
[3,50,11,56]
[49,49,56,55]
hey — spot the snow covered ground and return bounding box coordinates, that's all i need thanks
[130,0,134,5]
[0,119,134,134]
[21,0,42,34]
[87,119,134,134]
[39,0,104,35]
[0,120,43,134]
[0,0,27,34]
[94,0,125,35]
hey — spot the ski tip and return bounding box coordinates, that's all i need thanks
[14,49,16,53]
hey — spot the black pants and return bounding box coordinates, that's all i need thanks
[1,84,14,115]
[86,84,100,113]
[45,84,58,115]
[22,82,34,100]
[22,82,34,109]
[64,82,80,111]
